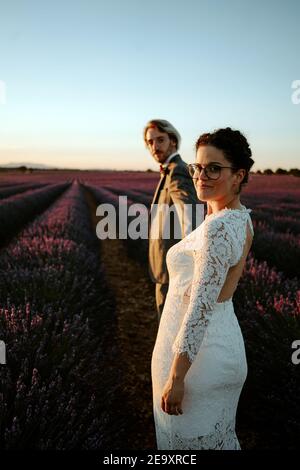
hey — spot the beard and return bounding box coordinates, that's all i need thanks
[154,142,175,162]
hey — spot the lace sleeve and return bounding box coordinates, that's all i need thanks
[172,218,235,363]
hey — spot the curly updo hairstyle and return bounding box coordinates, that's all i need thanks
[195,127,254,194]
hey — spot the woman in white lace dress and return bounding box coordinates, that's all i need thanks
[151,127,255,450]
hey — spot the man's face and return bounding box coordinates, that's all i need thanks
[145,127,177,163]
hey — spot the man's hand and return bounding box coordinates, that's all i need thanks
[161,377,184,415]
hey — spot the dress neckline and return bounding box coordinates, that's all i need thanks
[204,204,252,220]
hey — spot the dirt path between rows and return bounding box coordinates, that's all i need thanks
[84,188,158,450]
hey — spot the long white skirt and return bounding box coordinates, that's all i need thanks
[151,298,248,450]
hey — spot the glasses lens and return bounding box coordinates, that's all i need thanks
[189,164,224,179]
[206,165,221,179]
[188,164,197,178]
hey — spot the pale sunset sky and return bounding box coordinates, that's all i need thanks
[0,0,299,171]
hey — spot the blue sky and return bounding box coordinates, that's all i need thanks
[0,0,299,171]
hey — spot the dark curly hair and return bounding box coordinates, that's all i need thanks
[195,127,254,194]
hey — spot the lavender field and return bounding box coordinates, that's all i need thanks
[0,171,299,450]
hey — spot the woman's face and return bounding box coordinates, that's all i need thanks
[194,145,244,202]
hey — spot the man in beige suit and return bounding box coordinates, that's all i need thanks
[144,119,200,323]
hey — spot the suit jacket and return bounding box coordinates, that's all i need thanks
[148,154,201,284]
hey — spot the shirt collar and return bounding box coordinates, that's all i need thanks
[161,152,179,168]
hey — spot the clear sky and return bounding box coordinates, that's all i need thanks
[0,0,299,171]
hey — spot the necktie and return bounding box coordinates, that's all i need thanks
[160,164,170,175]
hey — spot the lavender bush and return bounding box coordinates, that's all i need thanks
[0,181,120,449]
[0,183,69,248]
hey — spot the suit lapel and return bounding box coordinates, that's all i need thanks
[151,174,166,206]
[150,153,181,207]
[149,154,182,238]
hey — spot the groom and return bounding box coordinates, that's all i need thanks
[144,119,199,323]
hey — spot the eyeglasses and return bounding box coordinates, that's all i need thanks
[187,163,238,180]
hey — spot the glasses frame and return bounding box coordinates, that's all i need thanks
[188,163,238,180]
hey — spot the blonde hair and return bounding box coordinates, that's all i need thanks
[143,119,181,149]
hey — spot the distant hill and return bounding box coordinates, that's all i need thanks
[0,162,57,170]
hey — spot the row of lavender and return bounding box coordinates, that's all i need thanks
[0,182,50,200]
[84,181,300,448]
[0,182,119,449]
[0,183,69,248]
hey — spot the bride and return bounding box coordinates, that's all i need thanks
[151,127,255,450]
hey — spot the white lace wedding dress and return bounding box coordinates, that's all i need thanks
[151,205,254,450]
